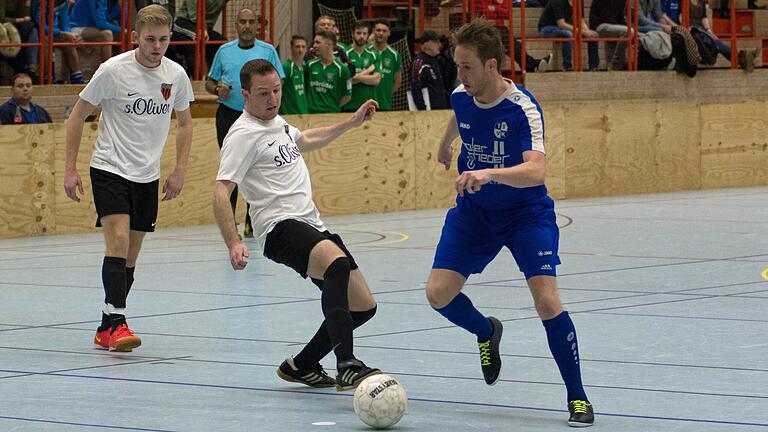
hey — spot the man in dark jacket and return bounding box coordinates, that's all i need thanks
[411,31,450,110]
[0,73,52,124]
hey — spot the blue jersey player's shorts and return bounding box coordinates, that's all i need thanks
[432,195,561,280]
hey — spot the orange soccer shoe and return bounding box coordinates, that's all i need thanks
[108,323,142,352]
[94,328,111,350]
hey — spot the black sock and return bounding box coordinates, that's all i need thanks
[318,257,353,364]
[98,313,111,332]
[110,314,126,332]
[126,267,135,297]
[294,306,377,370]
[102,256,127,309]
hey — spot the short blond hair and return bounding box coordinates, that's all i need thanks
[136,4,173,32]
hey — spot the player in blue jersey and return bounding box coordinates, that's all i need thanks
[426,18,594,427]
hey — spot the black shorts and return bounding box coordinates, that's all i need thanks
[264,219,359,279]
[90,167,159,232]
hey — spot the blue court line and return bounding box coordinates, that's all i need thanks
[1,369,766,428]
[0,298,317,333]
[0,416,176,431]
[1,346,764,401]
[0,355,191,381]
[0,281,310,300]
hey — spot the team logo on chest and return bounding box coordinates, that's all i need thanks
[161,83,172,100]
[494,121,508,138]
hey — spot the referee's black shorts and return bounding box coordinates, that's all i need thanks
[264,219,358,279]
[90,167,159,232]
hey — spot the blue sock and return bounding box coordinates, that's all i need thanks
[434,293,493,341]
[543,311,588,402]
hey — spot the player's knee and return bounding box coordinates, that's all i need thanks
[323,256,351,280]
[325,307,353,329]
[425,284,450,309]
[351,305,377,328]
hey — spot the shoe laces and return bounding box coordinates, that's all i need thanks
[571,400,589,414]
[113,324,134,337]
[478,340,492,366]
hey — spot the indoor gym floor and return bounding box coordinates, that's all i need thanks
[0,187,766,431]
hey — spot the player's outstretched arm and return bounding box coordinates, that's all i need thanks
[64,97,97,202]
[163,108,193,201]
[297,99,379,152]
[437,114,459,170]
[212,180,249,270]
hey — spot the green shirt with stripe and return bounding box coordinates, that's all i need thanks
[344,46,380,110]
[373,45,402,111]
[305,58,351,113]
[280,59,308,115]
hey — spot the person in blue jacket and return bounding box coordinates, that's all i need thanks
[32,0,85,83]
[69,0,124,63]
[0,73,53,124]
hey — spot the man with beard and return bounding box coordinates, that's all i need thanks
[344,21,381,112]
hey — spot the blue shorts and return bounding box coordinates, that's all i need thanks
[432,196,561,280]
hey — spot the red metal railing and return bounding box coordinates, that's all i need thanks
[416,0,765,81]
[20,0,275,84]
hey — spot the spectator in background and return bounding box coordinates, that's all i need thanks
[206,8,284,239]
[411,30,449,110]
[135,0,174,17]
[437,34,458,100]
[306,31,351,113]
[0,72,52,124]
[538,0,600,71]
[660,0,680,24]
[31,0,85,84]
[589,0,631,70]
[333,22,349,52]
[281,35,309,115]
[370,19,401,111]
[638,0,676,32]
[689,0,758,71]
[169,0,231,76]
[344,21,380,112]
[1,0,40,78]
[308,15,354,76]
[69,0,123,63]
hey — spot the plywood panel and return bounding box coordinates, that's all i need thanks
[0,124,55,238]
[700,102,768,188]
[542,104,566,199]
[414,110,458,210]
[301,113,368,216]
[366,113,416,213]
[157,118,222,229]
[655,103,702,192]
[53,121,100,235]
[564,104,610,197]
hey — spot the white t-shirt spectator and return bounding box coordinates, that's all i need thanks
[80,50,194,183]
[216,112,325,250]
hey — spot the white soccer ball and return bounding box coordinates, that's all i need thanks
[353,374,407,429]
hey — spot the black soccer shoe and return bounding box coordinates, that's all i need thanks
[478,316,503,385]
[568,400,594,427]
[276,356,336,388]
[335,358,382,391]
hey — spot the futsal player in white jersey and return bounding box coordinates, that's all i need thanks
[426,19,594,426]
[213,59,381,391]
[63,5,194,352]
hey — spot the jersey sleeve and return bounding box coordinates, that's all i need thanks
[207,47,223,81]
[217,127,261,185]
[394,51,403,73]
[517,97,545,153]
[287,123,302,143]
[79,63,116,105]
[173,73,195,112]
[270,46,286,79]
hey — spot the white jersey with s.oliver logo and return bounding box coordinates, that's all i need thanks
[217,112,325,251]
[80,50,194,183]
